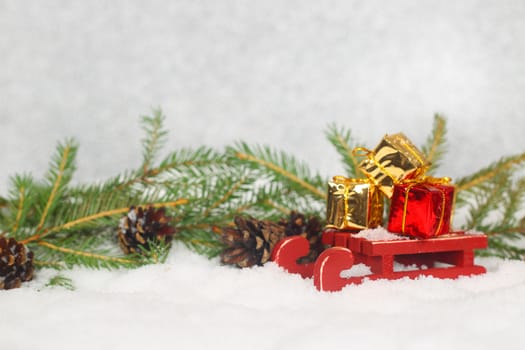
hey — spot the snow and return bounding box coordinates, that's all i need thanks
[353,226,409,241]
[2,1,525,349]
[2,244,525,349]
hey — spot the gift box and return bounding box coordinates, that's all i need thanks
[387,179,455,238]
[356,133,430,198]
[326,176,384,230]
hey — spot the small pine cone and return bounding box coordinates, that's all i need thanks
[0,237,34,290]
[279,211,323,263]
[220,216,286,268]
[118,206,176,255]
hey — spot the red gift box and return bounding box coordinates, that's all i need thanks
[387,181,455,238]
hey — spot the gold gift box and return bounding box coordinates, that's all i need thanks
[357,133,429,198]
[326,176,384,230]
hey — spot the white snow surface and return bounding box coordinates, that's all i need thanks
[353,226,410,241]
[4,244,525,350]
[2,1,525,349]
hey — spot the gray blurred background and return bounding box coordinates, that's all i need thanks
[1,0,524,195]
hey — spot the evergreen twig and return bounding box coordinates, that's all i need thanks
[141,109,168,174]
[230,142,326,200]
[36,139,78,233]
[37,241,135,265]
[325,123,364,178]
[421,114,447,174]
[44,275,75,290]
[456,153,525,193]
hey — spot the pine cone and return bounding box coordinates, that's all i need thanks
[220,216,285,268]
[0,237,34,290]
[118,206,176,255]
[279,211,323,263]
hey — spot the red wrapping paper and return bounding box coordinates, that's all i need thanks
[387,182,455,238]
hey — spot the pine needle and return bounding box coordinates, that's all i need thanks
[325,123,364,178]
[201,178,248,217]
[44,275,75,290]
[37,241,135,265]
[141,109,168,174]
[456,153,525,192]
[11,185,26,233]
[36,139,78,233]
[232,143,326,200]
[421,114,447,174]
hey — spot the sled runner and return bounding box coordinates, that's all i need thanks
[271,230,488,292]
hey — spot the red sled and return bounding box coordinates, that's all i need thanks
[271,230,488,292]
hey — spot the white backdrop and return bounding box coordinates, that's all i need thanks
[2,0,525,191]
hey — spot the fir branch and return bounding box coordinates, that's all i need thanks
[459,170,525,261]
[36,139,78,233]
[44,275,75,291]
[500,178,525,226]
[141,109,168,174]
[21,199,188,245]
[12,186,26,233]
[55,199,187,231]
[37,240,135,266]
[456,152,525,193]
[463,176,507,230]
[156,146,230,177]
[44,172,185,233]
[34,260,63,269]
[230,142,326,200]
[421,114,447,174]
[112,147,228,193]
[478,234,525,260]
[169,170,263,257]
[176,228,224,258]
[201,177,248,218]
[8,174,36,234]
[263,199,292,215]
[325,123,364,178]
[135,239,171,264]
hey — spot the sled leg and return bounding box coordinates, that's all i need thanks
[271,236,315,278]
[314,247,356,292]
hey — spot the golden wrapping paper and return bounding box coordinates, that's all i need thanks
[326,176,384,230]
[356,133,429,198]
